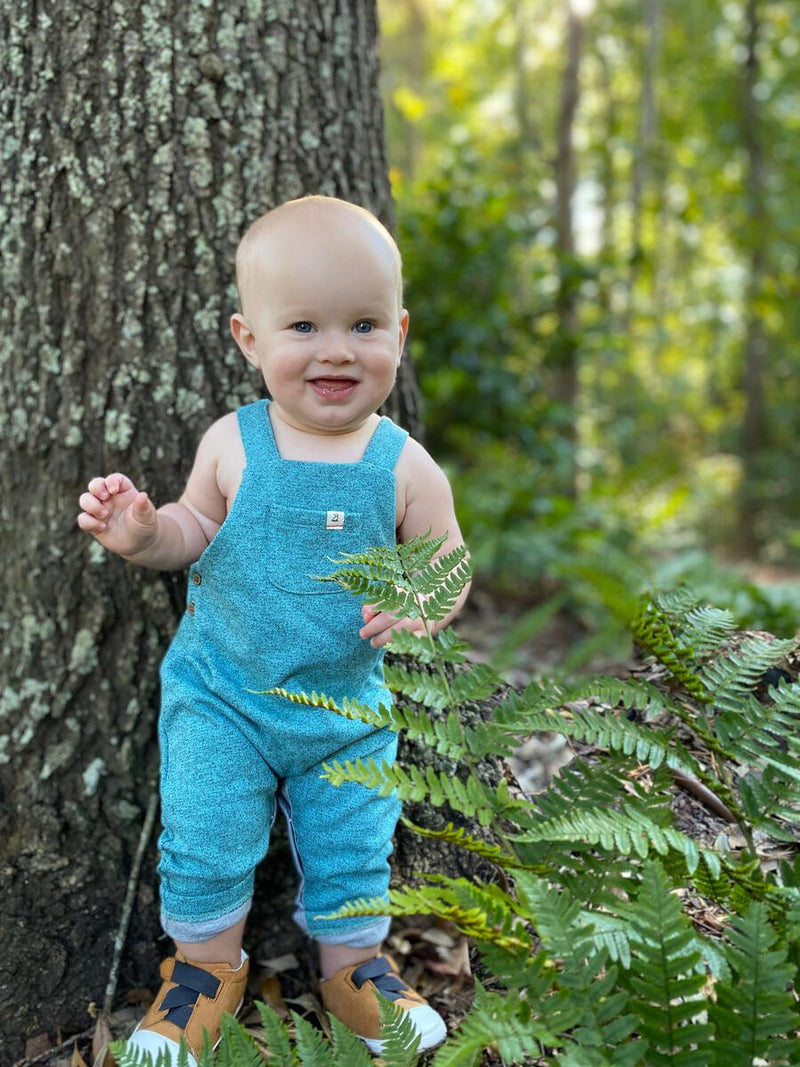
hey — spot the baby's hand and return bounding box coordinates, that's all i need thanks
[359,604,427,649]
[77,473,158,558]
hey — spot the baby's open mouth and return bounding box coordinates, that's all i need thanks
[309,378,358,397]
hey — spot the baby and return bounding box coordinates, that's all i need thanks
[77,196,468,1062]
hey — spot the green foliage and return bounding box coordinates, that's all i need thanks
[125,540,800,1064]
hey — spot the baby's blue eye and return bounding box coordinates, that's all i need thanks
[353,320,375,334]
[292,321,314,334]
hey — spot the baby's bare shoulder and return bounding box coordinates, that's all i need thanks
[395,435,448,482]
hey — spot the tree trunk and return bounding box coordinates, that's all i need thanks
[0,1,420,1059]
[551,7,584,498]
[738,0,768,554]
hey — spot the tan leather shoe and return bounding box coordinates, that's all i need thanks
[320,954,446,1054]
[125,952,249,1066]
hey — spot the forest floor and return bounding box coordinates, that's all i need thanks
[12,583,779,1067]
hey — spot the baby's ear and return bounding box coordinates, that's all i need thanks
[398,309,410,358]
[230,313,257,366]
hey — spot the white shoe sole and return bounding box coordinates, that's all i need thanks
[126,996,244,1067]
[358,1003,447,1054]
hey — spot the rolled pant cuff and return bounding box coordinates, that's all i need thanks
[161,898,252,942]
[296,909,391,948]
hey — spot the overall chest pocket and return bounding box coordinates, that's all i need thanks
[265,503,364,596]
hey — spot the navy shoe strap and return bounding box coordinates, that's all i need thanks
[352,957,409,1002]
[159,959,221,1029]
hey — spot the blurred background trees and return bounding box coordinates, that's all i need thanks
[378,0,800,633]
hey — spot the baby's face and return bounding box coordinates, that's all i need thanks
[233,206,408,437]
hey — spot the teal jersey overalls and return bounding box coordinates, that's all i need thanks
[157,399,406,946]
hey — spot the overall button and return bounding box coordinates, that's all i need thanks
[192,573,202,585]
[187,602,196,615]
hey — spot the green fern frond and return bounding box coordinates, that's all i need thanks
[318,567,421,617]
[400,817,547,872]
[375,996,422,1067]
[263,687,391,727]
[430,983,551,1067]
[291,1012,335,1067]
[255,1002,298,1066]
[319,534,470,626]
[631,598,713,704]
[709,902,799,1062]
[516,804,721,878]
[321,757,525,825]
[513,873,600,965]
[716,688,800,778]
[217,1013,268,1067]
[678,605,737,656]
[624,861,712,1066]
[396,530,449,571]
[384,660,498,709]
[267,689,472,761]
[327,1015,374,1067]
[699,634,797,701]
[506,701,705,782]
[531,756,636,822]
[110,1042,158,1067]
[324,883,531,951]
[547,955,644,1067]
[111,1041,197,1067]
[383,663,451,708]
[384,626,470,664]
[739,768,800,836]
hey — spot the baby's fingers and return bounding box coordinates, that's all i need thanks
[77,510,107,534]
[105,472,134,495]
[79,491,109,522]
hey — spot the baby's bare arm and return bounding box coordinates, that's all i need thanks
[77,420,231,570]
[359,439,471,648]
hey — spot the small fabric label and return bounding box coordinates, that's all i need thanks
[326,510,345,530]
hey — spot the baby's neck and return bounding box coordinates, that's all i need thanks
[269,407,380,463]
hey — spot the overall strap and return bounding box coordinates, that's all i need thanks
[361,416,409,473]
[236,399,280,465]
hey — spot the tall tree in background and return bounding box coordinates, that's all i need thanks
[0,2,418,1057]
[739,0,769,552]
[551,3,585,498]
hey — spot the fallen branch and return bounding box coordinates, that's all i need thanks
[103,792,159,1015]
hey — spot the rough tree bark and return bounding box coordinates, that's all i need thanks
[0,1,427,1059]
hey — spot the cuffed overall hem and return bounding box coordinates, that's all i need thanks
[160,897,252,942]
[295,907,391,948]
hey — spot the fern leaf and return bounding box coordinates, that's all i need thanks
[400,817,547,872]
[217,1013,268,1067]
[255,1001,298,1066]
[624,861,712,1066]
[263,687,390,727]
[510,687,706,780]
[516,804,721,878]
[110,1043,156,1067]
[383,663,451,708]
[708,902,799,1063]
[326,882,531,951]
[111,1042,188,1067]
[328,1014,374,1067]
[631,598,713,704]
[318,567,420,618]
[699,635,796,700]
[291,1012,335,1067]
[322,757,525,825]
[430,983,550,1067]
[679,605,737,656]
[375,996,422,1067]
[384,626,470,664]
